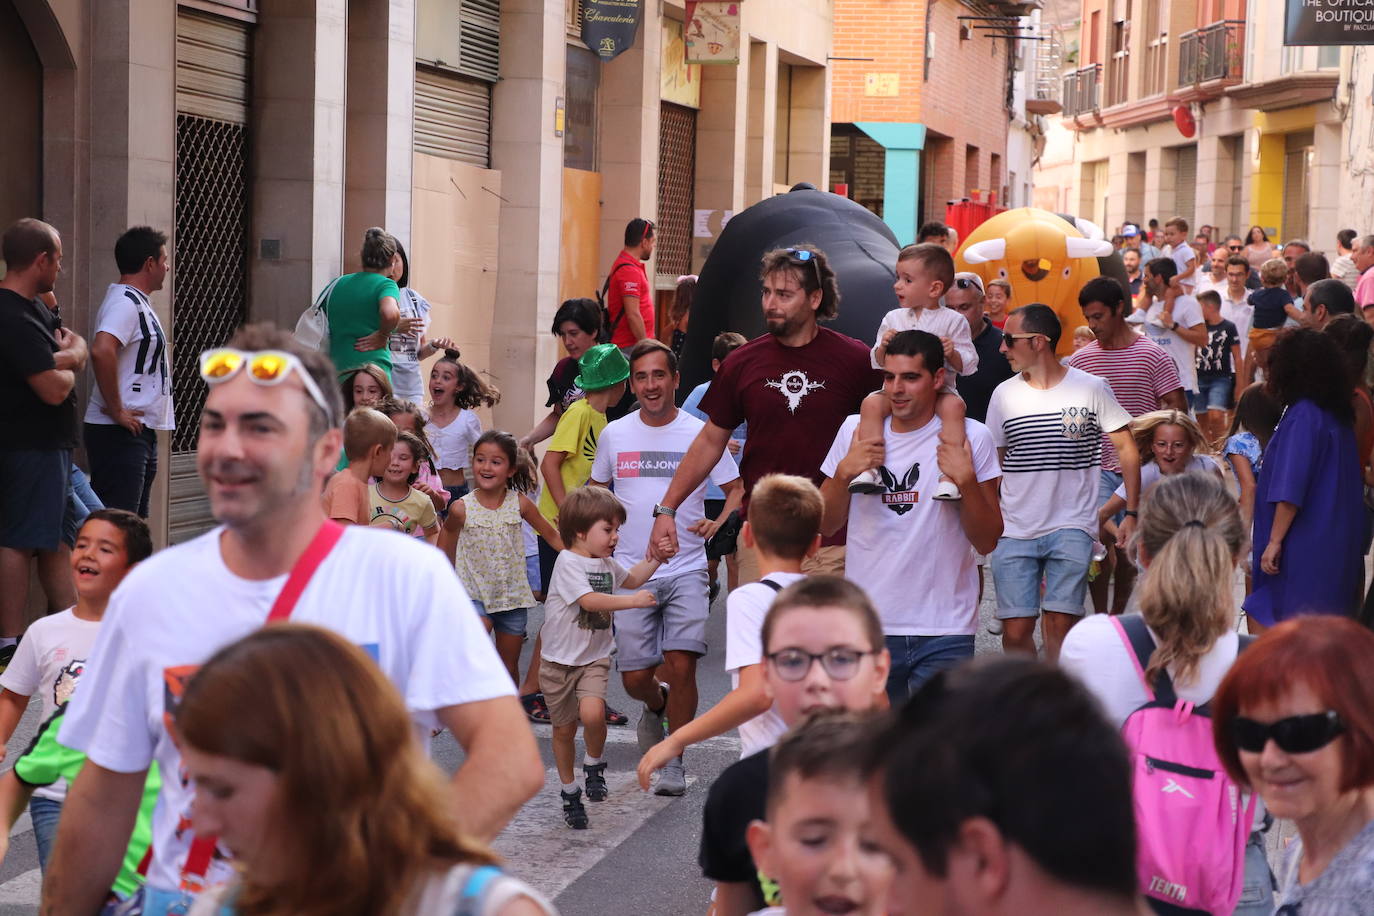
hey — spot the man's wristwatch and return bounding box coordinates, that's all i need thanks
[1123,509,1139,518]
[653,504,677,519]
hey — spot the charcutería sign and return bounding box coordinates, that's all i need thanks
[582,0,642,62]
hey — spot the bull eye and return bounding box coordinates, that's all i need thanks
[997,268,1008,280]
[1062,266,1072,278]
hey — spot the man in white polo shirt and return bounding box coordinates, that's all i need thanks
[819,330,1003,702]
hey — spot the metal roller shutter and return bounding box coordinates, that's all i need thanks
[1174,145,1197,230]
[415,67,492,167]
[175,10,250,125]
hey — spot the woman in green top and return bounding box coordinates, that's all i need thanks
[325,227,405,379]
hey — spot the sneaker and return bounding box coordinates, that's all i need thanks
[655,757,687,797]
[847,467,884,494]
[583,762,608,802]
[637,684,669,755]
[520,692,550,724]
[605,703,629,727]
[0,642,17,675]
[709,577,720,606]
[932,478,961,501]
[986,617,1004,635]
[561,788,589,829]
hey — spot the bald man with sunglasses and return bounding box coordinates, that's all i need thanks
[47,324,541,914]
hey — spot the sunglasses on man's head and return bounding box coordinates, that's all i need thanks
[1231,710,1345,755]
[955,277,983,291]
[784,247,823,285]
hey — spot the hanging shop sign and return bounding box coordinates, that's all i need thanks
[685,1,742,65]
[582,0,642,62]
[1285,0,1374,45]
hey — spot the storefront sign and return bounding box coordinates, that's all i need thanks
[582,0,642,62]
[685,1,741,65]
[1285,0,1374,45]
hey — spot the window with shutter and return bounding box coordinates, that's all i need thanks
[415,66,493,166]
[1174,145,1197,231]
[458,0,500,83]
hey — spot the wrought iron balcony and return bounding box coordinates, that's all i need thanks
[1061,64,1101,118]
[1179,20,1245,85]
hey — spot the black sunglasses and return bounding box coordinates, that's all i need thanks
[1232,710,1345,755]
[955,277,982,291]
[785,247,823,287]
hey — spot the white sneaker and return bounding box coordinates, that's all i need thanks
[987,617,1004,635]
[933,478,961,501]
[848,468,884,494]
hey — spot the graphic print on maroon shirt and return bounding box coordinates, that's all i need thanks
[700,327,882,506]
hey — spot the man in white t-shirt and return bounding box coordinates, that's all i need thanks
[1219,255,1255,359]
[84,226,175,518]
[819,330,1002,702]
[47,324,541,914]
[985,306,1140,663]
[1131,257,1208,397]
[590,339,740,796]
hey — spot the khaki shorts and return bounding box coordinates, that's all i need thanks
[737,542,846,583]
[538,656,610,727]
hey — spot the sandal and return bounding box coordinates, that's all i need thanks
[604,703,629,727]
[521,692,550,724]
[562,788,589,829]
[583,762,608,802]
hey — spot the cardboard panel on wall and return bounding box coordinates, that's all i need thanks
[661,19,702,108]
[560,167,604,312]
[411,153,502,428]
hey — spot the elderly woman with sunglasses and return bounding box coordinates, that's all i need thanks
[1213,616,1374,914]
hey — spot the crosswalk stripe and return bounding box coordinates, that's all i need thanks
[0,867,40,904]
[526,723,742,755]
[491,767,696,902]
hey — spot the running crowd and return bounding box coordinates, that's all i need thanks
[2,212,1374,915]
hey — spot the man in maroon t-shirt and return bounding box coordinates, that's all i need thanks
[606,218,656,351]
[647,245,882,580]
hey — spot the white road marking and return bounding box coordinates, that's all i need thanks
[526,723,741,755]
[492,766,698,901]
[0,867,40,904]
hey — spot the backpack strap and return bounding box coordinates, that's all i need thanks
[598,262,636,334]
[759,578,784,593]
[454,865,504,916]
[1111,614,1177,705]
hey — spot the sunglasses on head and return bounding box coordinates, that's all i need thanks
[1232,710,1345,755]
[955,277,983,291]
[199,348,334,423]
[785,247,823,286]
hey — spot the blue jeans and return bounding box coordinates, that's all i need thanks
[84,423,158,517]
[990,529,1093,619]
[64,464,104,547]
[1234,823,1276,914]
[884,635,975,704]
[1098,469,1126,526]
[30,795,62,871]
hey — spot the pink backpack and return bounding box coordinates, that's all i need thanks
[1112,615,1258,915]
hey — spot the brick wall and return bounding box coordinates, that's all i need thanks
[831,0,927,124]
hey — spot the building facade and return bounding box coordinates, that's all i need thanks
[1,0,834,560]
[827,0,1042,245]
[1035,0,1344,248]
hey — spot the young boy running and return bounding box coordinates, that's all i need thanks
[849,243,977,500]
[637,474,822,788]
[0,509,152,868]
[539,486,672,829]
[744,713,894,916]
[698,576,891,916]
[322,408,396,524]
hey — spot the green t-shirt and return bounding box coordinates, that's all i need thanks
[14,704,161,899]
[325,272,401,378]
[537,398,607,522]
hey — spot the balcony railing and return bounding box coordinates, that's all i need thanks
[1179,20,1246,85]
[1061,64,1101,118]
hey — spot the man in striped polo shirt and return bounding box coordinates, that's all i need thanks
[986,305,1140,662]
[1067,276,1185,615]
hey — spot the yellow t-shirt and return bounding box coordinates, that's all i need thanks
[367,483,439,536]
[537,398,607,522]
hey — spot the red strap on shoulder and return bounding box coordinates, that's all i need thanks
[267,521,345,623]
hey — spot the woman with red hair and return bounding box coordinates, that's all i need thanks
[1212,616,1374,912]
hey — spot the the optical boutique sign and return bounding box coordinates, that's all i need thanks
[1286,0,1374,44]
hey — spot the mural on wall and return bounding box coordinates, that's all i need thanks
[661,19,702,108]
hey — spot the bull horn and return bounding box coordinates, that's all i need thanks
[1073,217,1107,240]
[962,239,1006,264]
[1065,237,1113,259]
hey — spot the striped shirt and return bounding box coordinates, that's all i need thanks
[985,367,1131,540]
[1066,336,1181,473]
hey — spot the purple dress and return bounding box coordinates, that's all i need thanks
[1244,399,1364,625]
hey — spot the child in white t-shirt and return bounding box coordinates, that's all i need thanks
[1162,217,1199,294]
[539,486,671,830]
[0,509,151,869]
[850,244,977,501]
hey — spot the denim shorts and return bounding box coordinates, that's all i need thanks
[471,599,529,637]
[1097,468,1127,527]
[0,448,71,551]
[989,529,1093,619]
[1190,374,1234,412]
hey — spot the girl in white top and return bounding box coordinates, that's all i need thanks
[177,624,555,916]
[1099,409,1222,547]
[427,349,499,500]
[1061,472,1274,913]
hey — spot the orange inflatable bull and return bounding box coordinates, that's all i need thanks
[955,207,1113,356]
